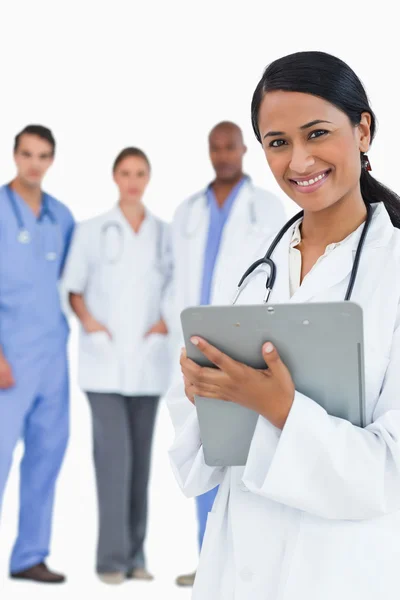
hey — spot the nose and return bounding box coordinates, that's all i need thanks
[214,155,227,166]
[31,157,42,170]
[289,144,315,174]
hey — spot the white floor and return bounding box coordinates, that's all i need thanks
[0,329,197,599]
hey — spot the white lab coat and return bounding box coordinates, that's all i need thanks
[163,179,286,396]
[166,202,400,599]
[62,206,172,396]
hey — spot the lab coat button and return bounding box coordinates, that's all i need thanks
[240,482,249,492]
[240,567,253,582]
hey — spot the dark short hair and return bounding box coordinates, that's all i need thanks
[14,125,56,155]
[209,121,244,143]
[112,147,151,173]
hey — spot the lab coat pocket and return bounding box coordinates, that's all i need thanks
[286,512,400,598]
[79,330,119,392]
[136,333,171,394]
[85,331,111,350]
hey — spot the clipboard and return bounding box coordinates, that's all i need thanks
[181,302,365,466]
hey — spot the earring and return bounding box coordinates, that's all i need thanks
[362,154,372,171]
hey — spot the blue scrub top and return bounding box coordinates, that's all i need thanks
[199,177,247,306]
[0,185,75,359]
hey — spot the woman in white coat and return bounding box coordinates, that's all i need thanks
[167,51,400,599]
[62,147,172,585]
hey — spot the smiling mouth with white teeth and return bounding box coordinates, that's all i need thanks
[289,169,332,191]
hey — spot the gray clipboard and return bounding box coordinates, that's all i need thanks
[181,302,365,467]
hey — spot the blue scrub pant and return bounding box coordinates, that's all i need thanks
[195,485,219,550]
[0,345,69,574]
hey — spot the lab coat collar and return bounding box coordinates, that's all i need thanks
[205,175,251,205]
[286,202,394,304]
[204,174,251,196]
[359,201,394,249]
[109,203,155,236]
[183,179,260,308]
[223,179,256,230]
[186,177,255,234]
[201,177,254,216]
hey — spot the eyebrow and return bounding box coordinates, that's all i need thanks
[263,120,333,139]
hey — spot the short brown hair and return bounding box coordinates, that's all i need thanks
[14,124,56,155]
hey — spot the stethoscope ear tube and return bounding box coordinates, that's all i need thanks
[265,210,304,259]
[344,202,372,301]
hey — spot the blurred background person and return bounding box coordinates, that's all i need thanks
[0,125,75,584]
[61,147,172,585]
[166,121,286,587]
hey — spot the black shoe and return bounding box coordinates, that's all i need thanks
[11,562,66,584]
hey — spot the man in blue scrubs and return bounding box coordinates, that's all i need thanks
[0,125,75,583]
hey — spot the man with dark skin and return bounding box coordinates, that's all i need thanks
[208,121,248,205]
[167,121,285,587]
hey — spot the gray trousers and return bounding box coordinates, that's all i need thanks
[86,393,159,574]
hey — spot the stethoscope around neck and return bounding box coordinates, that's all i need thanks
[183,177,257,237]
[100,216,166,271]
[232,202,373,305]
[5,184,60,261]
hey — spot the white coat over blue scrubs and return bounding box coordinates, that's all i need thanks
[164,178,286,354]
[163,178,286,546]
[166,202,400,600]
[0,184,75,574]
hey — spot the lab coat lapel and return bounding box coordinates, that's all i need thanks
[220,180,269,248]
[214,183,271,302]
[218,183,252,251]
[184,193,209,307]
[113,206,152,278]
[289,203,394,304]
[344,205,395,307]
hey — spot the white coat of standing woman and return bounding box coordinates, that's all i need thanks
[62,147,172,585]
[167,51,400,599]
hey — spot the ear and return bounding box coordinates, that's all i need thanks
[243,144,248,156]
[357,112,371,153]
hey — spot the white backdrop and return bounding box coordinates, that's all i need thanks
[0,0,398,598]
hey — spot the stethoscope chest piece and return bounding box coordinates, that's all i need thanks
[18,229,31,244]
[6,185,60,259]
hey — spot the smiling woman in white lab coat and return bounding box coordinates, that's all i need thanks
[166,51,400,599]
[62,147,172,585]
